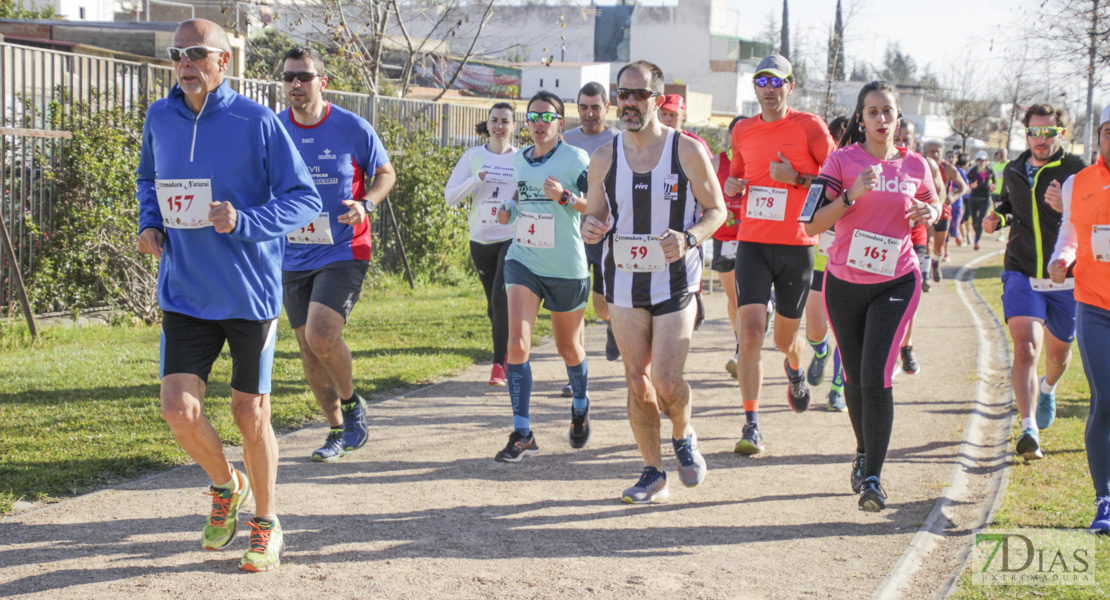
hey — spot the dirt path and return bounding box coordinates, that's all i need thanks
[0,240,1011,599]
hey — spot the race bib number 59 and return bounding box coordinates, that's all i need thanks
[157,179,212,229]
[614,234,667,272]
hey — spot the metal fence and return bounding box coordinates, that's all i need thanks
[0,39,626,314]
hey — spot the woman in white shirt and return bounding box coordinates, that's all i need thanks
[444,103,518,386]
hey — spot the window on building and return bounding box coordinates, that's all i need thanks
[555,79,559,88]
[79,7,86,18]
[540,78,544,88]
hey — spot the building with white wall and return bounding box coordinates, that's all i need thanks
[19,0,115,21]
[273,0,770,114]
[515,62,609,104]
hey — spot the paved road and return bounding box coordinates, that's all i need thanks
[0,239,1011,599]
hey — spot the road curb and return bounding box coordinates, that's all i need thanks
[871,250,1013,600]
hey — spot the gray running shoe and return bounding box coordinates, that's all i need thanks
[605,325,621,362]
[622,467,669,504]
[858,476,887,512]
[672,432,707,487]
[734,422,764,454]
[561,383,573,398]
[827,389,847,412]
[807,350,829,386]
[1015,427,1043,461]
[851,453,866,493]
[785,359,811,412]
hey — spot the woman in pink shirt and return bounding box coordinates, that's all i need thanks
[804,80,939,512]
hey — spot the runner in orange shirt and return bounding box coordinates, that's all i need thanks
[724,54,837,453]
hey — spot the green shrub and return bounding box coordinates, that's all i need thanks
[28,95,158,321]
[374,117,470,282]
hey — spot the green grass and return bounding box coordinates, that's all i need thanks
[953,258,1110,599]
[0,272,576,514]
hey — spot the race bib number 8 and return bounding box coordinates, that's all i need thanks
[157,179,212,229]
[614,234,667,272]
[288,213,333,245]
[847,230,900,276]
[516,212,555,248]
[1092,225,1110,262]
[746,186,788,221]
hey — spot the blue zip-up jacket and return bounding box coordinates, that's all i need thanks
[137,81,321,321]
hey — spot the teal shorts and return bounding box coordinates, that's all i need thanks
[504,259,589,313]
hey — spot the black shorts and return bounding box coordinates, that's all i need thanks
[811,267,825,293]
[711,238,737,273]
[282,260,369,329]
[933,218,950,232]
[734,241,814,320]
[591,260,604,296]
[160,311,278,395]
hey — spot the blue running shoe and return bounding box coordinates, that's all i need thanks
[605,325,621,362]
[734,422,764,455]
[1092,497,1110,535]
[311,428,346,462]
[672,432,707,487]
[1015,427,1043,461]
[1036,388,1057,430]
[622,467,669,504]
[341,394,370,452]
[827,389,847,412]
[561,383,574,398]
[807,351,829,387]
[858,476,887,512]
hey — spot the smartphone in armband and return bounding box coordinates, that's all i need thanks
[797,182,826,223]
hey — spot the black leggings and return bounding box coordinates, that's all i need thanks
[966,196,992,244]
[824,270,919,480]
[470,239,510,365]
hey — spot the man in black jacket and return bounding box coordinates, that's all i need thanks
[984,103,1087,461]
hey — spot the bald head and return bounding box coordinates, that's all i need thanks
[174,18,231,53]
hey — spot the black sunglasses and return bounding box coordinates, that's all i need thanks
[615,88,659,102]
[281,71,323,83]
[167,46,224,62]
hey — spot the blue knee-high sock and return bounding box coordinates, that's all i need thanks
[567,359,589,415]
[807,334,829,358]
[831,347,844,391]
[507,361,532,435]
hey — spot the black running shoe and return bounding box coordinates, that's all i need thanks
[900,346,920,375]
[931,260,942,283]
[851,453,866,493]
[784,359,810,412]
[605,325,621,362]
[734,422,764,454]
[569,407,591,449]
[494,431,539,463]
[858,476,887,512]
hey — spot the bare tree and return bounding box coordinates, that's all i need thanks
[1029,0,1110,154]
[932,54,994,149]
[274,0,498,97]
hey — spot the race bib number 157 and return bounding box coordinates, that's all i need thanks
[157,179,213,229]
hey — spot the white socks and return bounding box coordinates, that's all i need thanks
[1040,376,1057,395]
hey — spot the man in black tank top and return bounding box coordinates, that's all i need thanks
[581,60,725,504]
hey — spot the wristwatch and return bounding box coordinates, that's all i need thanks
[684,230,698,249]
[560,189,573,205]
[364,200,377,214]
[842,192,855,207]
[795,174,807,186]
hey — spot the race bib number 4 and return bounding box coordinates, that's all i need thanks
[846,230,900,276]
[516,212,555,248]
[614,234,667,272]
[817,231,835,257]
[746,186,788,221]
[157,179,212,229]
[1092,225,1110,262]
[288,213,333,245]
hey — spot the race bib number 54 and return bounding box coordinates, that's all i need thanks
[157,179,212,229]
[288,213,333,245]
